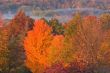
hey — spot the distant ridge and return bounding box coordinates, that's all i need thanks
[0,0,109,11]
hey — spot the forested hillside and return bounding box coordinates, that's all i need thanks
[0,0,110,73]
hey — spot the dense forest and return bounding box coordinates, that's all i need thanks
[0,9,110,73]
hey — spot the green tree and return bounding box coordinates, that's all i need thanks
[49,18,64,35]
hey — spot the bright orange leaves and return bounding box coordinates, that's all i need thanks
[51,35,64,51]
[23,14,110,73]
[24,19,53,73]
[24,19,65,73]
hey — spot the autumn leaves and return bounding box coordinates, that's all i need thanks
[24,19,64,72]
[0,10,110,73]
[24,13,110,73]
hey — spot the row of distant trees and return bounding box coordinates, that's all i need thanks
[0,0,110,10]
[0,10,110,73]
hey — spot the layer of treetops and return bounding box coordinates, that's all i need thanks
[0,10,110,73]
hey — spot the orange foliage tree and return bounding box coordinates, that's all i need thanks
[24,19,53,73]
[24,19,65,73]
[0,27,10,73]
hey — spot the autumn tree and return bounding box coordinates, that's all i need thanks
[60,13,81,64]
[74,16,105,73]
[61,14,106,73]
[7,10,34,71]
[0,27,10,73]
[76,16,103,59]
[24,19,66,73]
[8,10,34,37]
[24,19,53,73]
[0,12,3,27]
[98,13,110,67]
[100,13,110,31]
